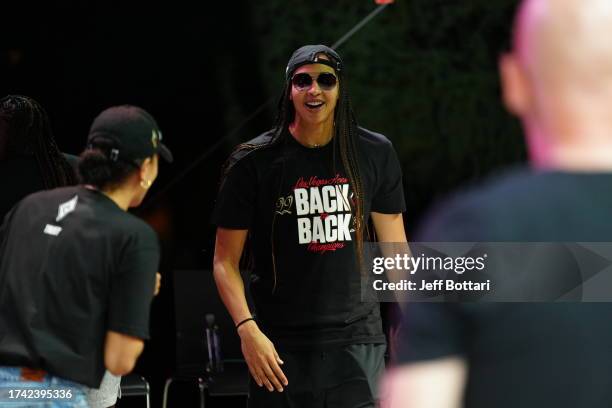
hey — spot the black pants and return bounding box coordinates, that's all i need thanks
[248,343,386,408]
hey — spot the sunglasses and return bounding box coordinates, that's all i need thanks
[291,72,338,91]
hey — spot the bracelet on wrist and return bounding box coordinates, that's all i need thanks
[236,317,255,330]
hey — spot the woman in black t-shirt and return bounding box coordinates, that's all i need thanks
[0,105,172,408]
[213,45,407,408]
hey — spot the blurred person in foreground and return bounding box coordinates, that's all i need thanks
[383,0,612,407]
[0,105,171,407]
[212,45,407,407]
[0,95,78,219]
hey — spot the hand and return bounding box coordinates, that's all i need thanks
[238,321,288,392]
[154,273,161,296]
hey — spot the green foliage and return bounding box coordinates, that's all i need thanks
[247,0,525,227]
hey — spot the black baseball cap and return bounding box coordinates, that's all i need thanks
[285,45,343,80]
[87,105,173,163]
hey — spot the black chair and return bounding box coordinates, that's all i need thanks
[120,373,151,408]
[162,269,249,408]
[162,360,249,408]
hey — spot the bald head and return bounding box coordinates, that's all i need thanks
[514,0,612,90]
[500,0,612,170]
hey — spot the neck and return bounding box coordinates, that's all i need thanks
[84,184,132,211]
[526,113,612,171]
[289,117,334,148]
[530,142,612,172]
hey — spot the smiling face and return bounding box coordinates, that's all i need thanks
[289,61,339,128]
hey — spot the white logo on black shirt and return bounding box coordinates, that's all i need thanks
[276,195,293,215]
[43,224,62,236]
[294,182,353,246]
[56,195,78,222]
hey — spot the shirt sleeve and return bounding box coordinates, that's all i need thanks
[107,226,160,339]
[371,142,406,214]
[211,155,257,229]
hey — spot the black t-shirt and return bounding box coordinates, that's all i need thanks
[398,168,612,408]
[0,186,159,387]
[212,127,406,349]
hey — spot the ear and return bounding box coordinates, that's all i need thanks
[499,53,532,117]
[139,157,151,180]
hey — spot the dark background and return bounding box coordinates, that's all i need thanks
[2,1,524,406]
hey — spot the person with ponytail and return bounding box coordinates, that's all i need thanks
[0,105,172,407]
[0,95,78,220]
[212,45,407,407]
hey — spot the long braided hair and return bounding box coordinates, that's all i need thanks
[0,95,78,188]
[220,49,367,290]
